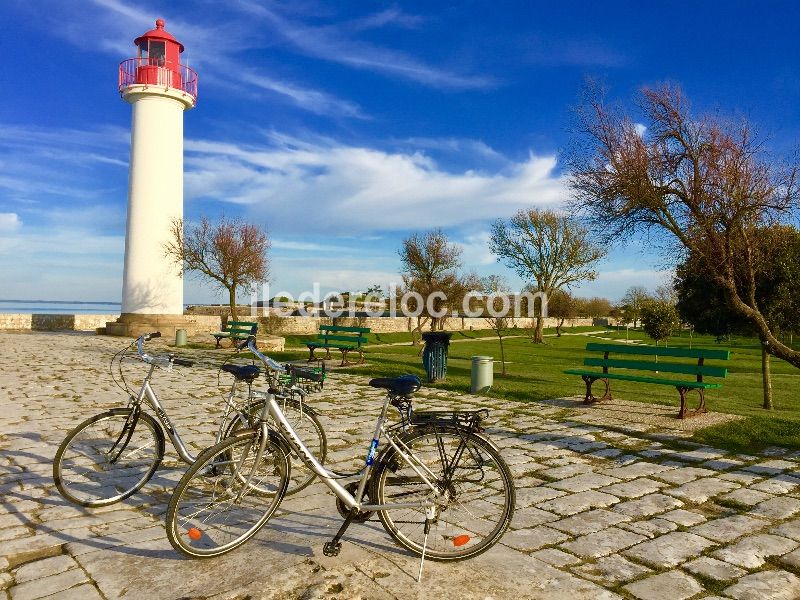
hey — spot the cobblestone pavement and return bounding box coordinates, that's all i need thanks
[3,331,800,600]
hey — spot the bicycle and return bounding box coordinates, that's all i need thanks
[53,332,326,507]
[166,337,514,580]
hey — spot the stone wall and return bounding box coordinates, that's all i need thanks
[0,314,121,331]
[255,315,595,336]
[0,313,225,336]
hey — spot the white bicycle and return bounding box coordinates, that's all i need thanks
[165,337,515,578]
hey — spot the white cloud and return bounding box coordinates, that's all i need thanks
[0,213,22,232]
[232,2,494,89]
[456,231,495,267]
[574,267,673,301]
[634,123,647,137]
[184,135,567,233]
[236,71,367,119]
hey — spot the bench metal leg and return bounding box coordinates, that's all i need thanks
[581,375,611,404]
[677,387,707,419]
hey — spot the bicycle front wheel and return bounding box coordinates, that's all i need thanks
[371,427,514,561]
[53,409,164,507]
[166,429,290,558]
[225,396,327,495]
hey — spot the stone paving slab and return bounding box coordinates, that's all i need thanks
[2,331,800,599]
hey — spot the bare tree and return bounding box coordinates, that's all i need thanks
[165,216,269,322]
[621,286,651,328]
[489,208,606,343]
[481,275,515,375]
[548,289,577,336]
[399,229,473,340]
[569,83,800,368]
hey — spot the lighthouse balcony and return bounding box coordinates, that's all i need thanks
[119,58,198,105]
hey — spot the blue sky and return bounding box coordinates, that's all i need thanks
[1,1,798,303]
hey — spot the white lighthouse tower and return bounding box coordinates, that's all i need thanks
[107,19,197,336]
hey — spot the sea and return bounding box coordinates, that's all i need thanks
[0,300,122,314]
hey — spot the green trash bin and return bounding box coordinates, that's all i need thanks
[175,329,187,347]
[421,331,452,382]
[471,356,493,393]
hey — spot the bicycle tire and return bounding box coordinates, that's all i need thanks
[224,396,326,495]
[371,426,514,561]
[165,429,290,558]
[53,408,164,507]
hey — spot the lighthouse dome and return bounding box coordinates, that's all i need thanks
[134,18,185,53]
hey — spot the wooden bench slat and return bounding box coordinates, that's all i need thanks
[319,325,371,333]
[309,342,357,349]
[565,369,722,389]
[317,335,369,344]
[584,357,728,378]
[585,343,731,361]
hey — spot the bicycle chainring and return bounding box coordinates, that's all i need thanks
[335,482,374,522]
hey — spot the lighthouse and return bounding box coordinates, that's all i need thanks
[107,19,197,336]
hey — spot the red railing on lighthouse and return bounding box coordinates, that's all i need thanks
[118,58,198,104]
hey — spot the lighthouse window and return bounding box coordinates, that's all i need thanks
[148,41,166,65]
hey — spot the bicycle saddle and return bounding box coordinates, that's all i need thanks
[368,374,422,396]
[221,364,261,382]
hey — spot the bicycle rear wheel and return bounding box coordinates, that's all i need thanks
[225,395,326,495]
[166,429,290,558]
[53,408,164,507]
[371,426,514,561]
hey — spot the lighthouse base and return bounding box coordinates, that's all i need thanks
[104,313,222,338]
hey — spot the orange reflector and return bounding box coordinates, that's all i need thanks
[452,535,470,547]
[187,527,202,541]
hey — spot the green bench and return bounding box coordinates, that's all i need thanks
[211,320,258,349]
[564,342,730,419]
[307,325,370,366]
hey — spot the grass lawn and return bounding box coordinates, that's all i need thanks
[212,325,800,452]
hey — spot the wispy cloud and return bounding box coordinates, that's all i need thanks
[0,213,22,232]
[184,134,567,233]
[233,1,494,90]
[0,123,129,205]
[21,0,367,119]
[237,70,368,119]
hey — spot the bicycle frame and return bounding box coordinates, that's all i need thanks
[265,392,440,513]
[130,361,197,463]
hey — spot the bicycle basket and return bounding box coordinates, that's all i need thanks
[278,364,326,393]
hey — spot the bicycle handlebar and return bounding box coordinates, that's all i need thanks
[134,332,192,369]
[244,336,286,373]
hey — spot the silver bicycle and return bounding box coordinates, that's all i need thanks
[53,332,325,507]
[166,337,515,577]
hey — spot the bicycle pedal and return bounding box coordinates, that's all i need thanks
[323,541,341,557]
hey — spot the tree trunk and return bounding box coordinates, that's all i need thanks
[556,318,565,337]
[499,334,507,376]
[533,316,544,343]
[411,317,424,346]
[228,285,238,322]
[762,340,774,410]
[719,277,800,368]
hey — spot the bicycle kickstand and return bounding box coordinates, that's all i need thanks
[417,506,436,583]
[323,508,357,557]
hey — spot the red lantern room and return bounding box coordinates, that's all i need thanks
[118,18,198,105]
